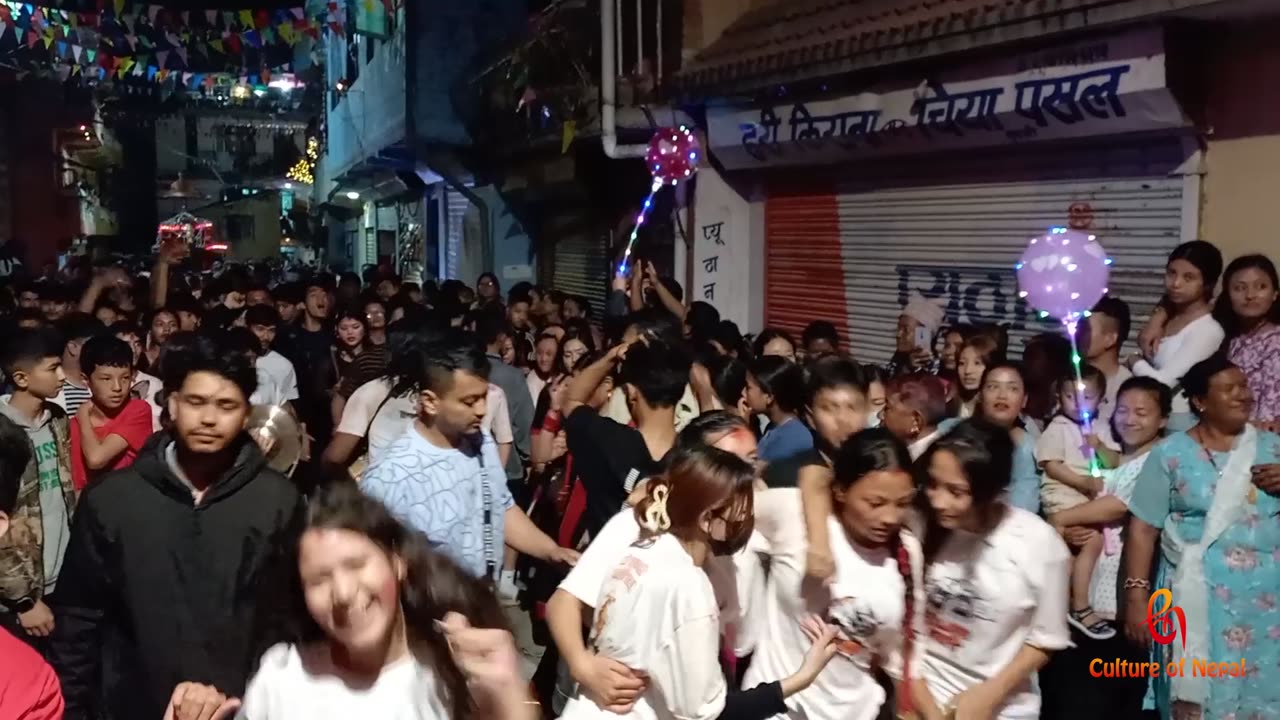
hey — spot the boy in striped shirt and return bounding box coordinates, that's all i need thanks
[54,313,105,416]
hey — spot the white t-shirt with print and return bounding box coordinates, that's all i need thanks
[132,370,163,430]
[744,489,924,720]
[236,643,448,720]
[559,534,725,720]
[921,506,1071,719]
[559,509,643,607]
[334,379,417,464]
[558,508,752,641]
[254,350,300,407]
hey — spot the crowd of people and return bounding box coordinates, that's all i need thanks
[0,236,1275,720]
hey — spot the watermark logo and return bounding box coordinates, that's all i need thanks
[1090,589,1246,680]
[1147,588,1187,649]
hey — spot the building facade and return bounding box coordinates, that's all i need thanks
[674,0,1280,361]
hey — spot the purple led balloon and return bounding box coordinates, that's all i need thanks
[1015,228,1111,321]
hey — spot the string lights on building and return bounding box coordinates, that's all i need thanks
[287,136,319,185]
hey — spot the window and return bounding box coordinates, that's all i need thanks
[226,214,255,242]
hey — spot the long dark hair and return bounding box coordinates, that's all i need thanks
[1213,254,1280,338]
[831,428,918,712]
[704,353,749,413]
[957,335,1004,400]
[274,483,508,719]
[1166,240,1224,303]
[749,355,806,415]
[919,419,1015,560]
[558,319,597,373]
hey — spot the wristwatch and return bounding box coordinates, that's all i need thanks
[2,595,36,614]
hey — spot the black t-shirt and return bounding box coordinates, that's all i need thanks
[761,448,827,488]
[564,405,669,538]
[280,324,337,439]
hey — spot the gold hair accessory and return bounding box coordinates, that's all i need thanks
[641,484,671,533]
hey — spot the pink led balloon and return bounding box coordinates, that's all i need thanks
[646,126,700,185]
[1015,228,1112,320]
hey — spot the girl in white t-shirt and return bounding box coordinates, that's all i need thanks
[226,483,534,720]
[749,428,926,720]
[913,420,1072,720]
[1129,240,1227,431]
[559,445,839,720]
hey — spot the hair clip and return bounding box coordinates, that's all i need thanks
[641,484,671,533]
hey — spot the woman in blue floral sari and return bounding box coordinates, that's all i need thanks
[1124,354,1280,720]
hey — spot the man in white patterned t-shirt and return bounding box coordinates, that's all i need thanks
[360,329,575,579]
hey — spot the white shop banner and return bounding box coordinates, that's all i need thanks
[707,29,1188,169]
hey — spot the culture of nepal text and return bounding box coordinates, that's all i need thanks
[1090,658,1247,679]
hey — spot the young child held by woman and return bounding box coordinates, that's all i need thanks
[1034,363,1120,640]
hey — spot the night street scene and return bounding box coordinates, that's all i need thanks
[0,1,1277,719]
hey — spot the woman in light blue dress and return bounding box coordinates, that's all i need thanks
[1124,354,1280,720]
[939,361,1042,513]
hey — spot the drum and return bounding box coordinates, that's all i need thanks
[246,405,304,477]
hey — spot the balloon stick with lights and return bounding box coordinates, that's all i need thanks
[618,126,701,275]
[1015,227,1114,477]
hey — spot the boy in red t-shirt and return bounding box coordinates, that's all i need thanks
[0,412,64,719]
[70,335,154,490]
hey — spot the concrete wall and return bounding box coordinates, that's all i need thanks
[198,192,281,260]
[1202,138,1280,262]
[472,185,534,291]
[1198,20,1280,264]
[325,21,407,182]
[686,166,765,332]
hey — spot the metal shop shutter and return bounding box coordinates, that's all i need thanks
[551,232,609,320]
[443,187,471,280]
[766,148,1189,364]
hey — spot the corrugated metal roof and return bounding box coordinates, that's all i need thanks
[678,0,1191,96]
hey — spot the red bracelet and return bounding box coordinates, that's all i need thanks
[543,411,562,434]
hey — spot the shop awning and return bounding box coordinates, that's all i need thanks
[677,0,1222,97]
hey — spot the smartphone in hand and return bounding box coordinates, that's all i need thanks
[914,326,932,351]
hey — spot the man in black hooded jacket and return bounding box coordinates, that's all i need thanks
[49,334,304,720]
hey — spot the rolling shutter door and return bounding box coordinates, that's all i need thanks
[443,187,471,280]
[766,140,1191,364]
[551,232,609,320]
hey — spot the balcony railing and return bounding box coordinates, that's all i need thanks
[470,0,681,150]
